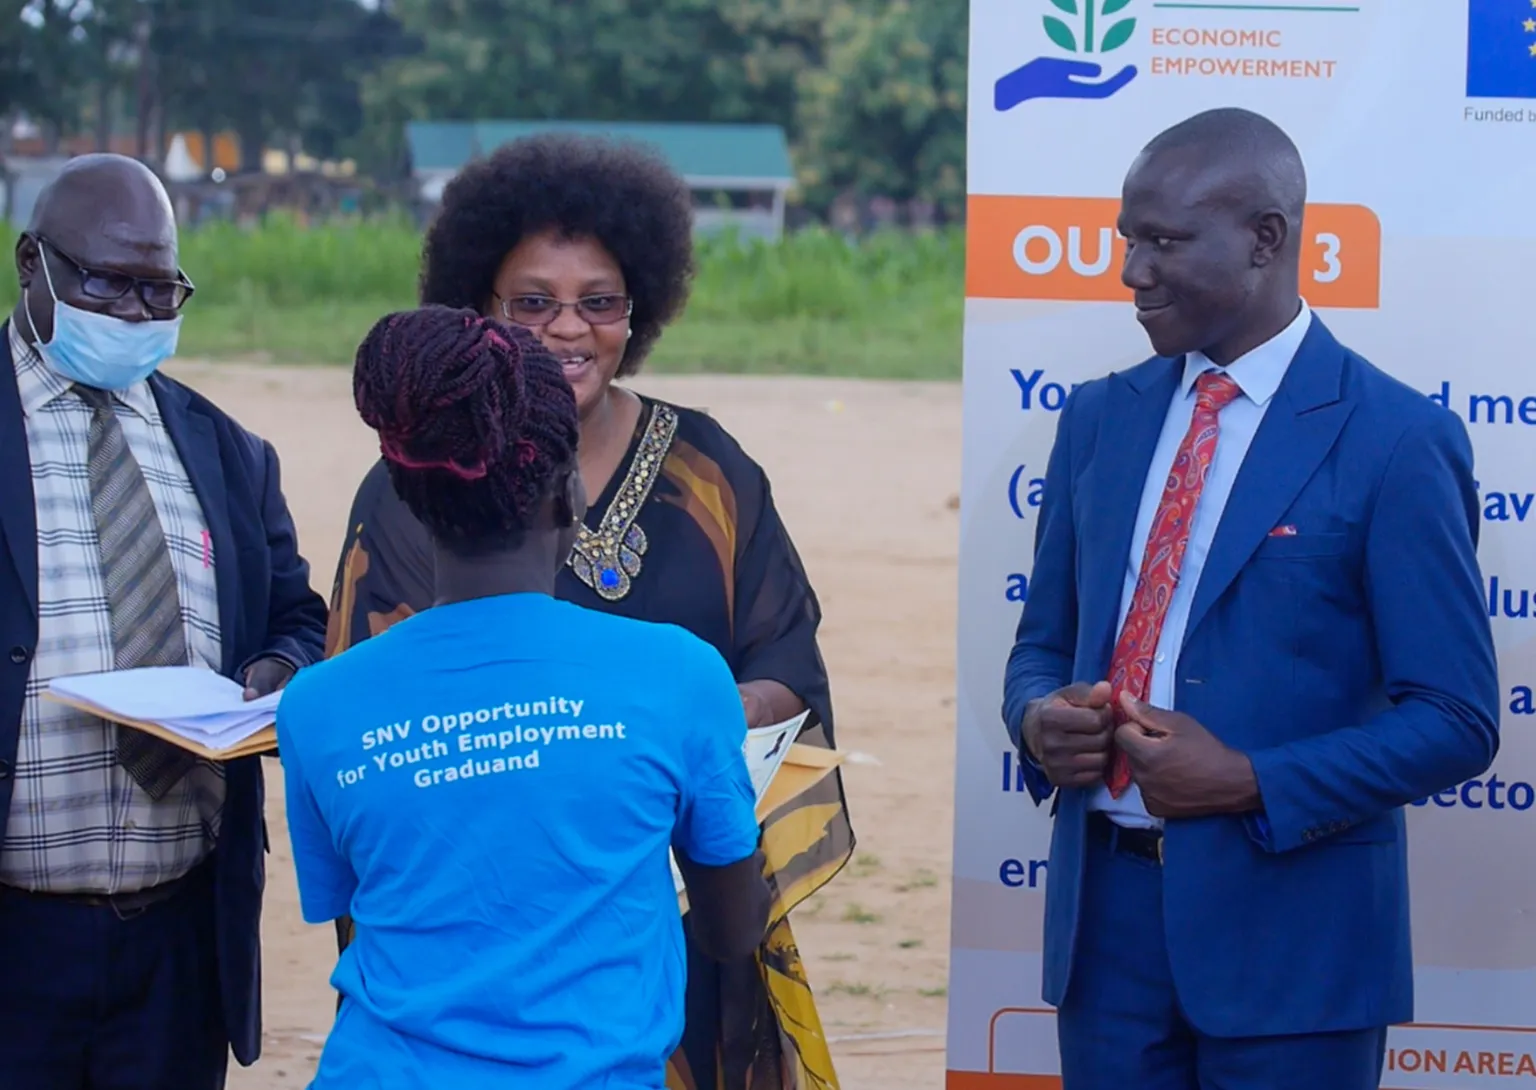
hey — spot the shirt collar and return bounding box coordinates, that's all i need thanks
[1180,300,1312,407]
[8,320,159,422]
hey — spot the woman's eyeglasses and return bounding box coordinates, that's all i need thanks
[35,235,195,314]
[498,293,633,328]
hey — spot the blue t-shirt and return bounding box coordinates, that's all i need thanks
[275,593,761,1090]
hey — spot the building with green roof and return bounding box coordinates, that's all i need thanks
[406,120,795,240]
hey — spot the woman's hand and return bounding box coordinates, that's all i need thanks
[740,687,774,729]
[738,680,805,729]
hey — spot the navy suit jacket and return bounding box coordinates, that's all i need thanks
[1002,316,1499,1038]
[0,326,328,1065]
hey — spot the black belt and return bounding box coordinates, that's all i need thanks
[1089,811,1164,865]
[0,864,200,914]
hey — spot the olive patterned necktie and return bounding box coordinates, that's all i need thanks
[76,384,198,799]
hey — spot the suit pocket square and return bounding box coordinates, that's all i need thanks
[1256,529,1349,559]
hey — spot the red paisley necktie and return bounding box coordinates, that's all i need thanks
[1105,371,1243,798]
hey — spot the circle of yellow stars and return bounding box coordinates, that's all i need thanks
[1529,0,1536,59]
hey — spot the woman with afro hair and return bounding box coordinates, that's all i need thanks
[281,306,772,1088]
[324,134,854,1089]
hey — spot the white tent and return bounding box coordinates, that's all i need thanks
[163,133,202,183]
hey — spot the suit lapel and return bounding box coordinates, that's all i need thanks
[0,325,39,620]
[1079,357,1183,672]
[1183,318,1355,643]
[153,376,238,675]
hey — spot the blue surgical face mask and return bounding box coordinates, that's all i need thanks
[24,247,182,391]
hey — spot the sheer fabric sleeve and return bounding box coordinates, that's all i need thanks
[324,460,436,659]
[729,457,835,744]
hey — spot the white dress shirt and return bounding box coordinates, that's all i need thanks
[1093,303,1313,830]
[3,323,225,894]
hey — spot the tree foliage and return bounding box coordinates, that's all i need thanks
[2,0,969,217]
[152,0,412,166]
[796,0,967,214]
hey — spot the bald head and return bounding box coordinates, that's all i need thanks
[28,154,177,256]
[1117,108,1308,366]
[13,154,182,345]
[1139,107,1307,227]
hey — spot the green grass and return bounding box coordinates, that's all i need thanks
[0,219,964,379]
[841,902,882,924]
[826,981,879,998]
[895,869,940,892]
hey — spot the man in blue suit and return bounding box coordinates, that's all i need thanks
[0,155,327,1087]
[1002,108,1499,1088]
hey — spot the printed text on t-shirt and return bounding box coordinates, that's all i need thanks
[332,695,628,791]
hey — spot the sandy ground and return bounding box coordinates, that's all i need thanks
[163,362,961,1090]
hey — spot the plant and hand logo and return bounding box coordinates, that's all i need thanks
[995,0,1140,111]
[1042,0,1137,55]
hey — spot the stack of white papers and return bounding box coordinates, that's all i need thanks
[671,711,809,896]
[742,714,804,801]
[47,666,280,754]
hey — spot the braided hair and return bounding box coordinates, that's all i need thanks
[353,305,579,552]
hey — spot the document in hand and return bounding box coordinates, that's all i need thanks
[672,711,832,902]
[45,665,280,760]
[742,712,807,802]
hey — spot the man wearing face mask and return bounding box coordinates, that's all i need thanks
[0,154,327,1088]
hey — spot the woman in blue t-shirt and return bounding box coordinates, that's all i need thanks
[276,306,771,1089]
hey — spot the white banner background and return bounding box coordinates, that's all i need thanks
[947,1,1535,1087]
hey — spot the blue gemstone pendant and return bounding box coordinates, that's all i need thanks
[567,403,679,602]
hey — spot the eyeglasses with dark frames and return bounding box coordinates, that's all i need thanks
[497,293,633,328]
[33,235,196,315]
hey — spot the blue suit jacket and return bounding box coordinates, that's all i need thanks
[0,326,328,1065]
[1002,316,1499,1038]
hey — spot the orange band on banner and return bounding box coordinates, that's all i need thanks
[965,195,1381,309]
[947,1073,1480,1090]
[947,1016,1536,1088]
[946,1074,1059,1089]
[946,1074,1433,1090]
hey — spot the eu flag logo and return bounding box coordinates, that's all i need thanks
[1468,0,1536,98]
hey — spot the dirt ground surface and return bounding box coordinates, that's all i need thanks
[164,362,962,1090]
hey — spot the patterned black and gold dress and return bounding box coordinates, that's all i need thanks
[324,396,855,1090]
